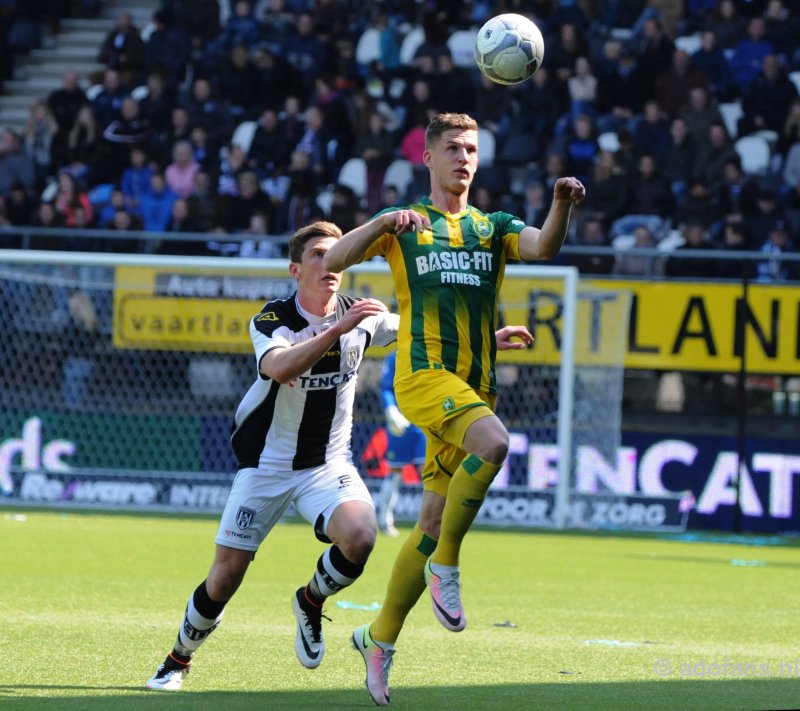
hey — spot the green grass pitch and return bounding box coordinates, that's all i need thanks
[2,509,799,710]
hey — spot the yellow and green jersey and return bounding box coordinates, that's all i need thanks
[362,197,525,395]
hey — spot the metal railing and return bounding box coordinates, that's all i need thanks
[1,226,799,281]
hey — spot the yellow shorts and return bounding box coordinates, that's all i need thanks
[394,368,496,497]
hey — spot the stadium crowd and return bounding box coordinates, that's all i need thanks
[1,0,800,279]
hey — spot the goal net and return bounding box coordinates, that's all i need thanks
[0,251,631,529]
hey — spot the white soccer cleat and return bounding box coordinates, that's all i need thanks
[145,657,190,691]
[352,624,394,706]
[424,558,466,632]
[292,587,325,669]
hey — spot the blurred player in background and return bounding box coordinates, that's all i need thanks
[325,112,583,705]
[377,350,426,537]
[145,221,398,691]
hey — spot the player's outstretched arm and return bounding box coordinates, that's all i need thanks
[323,209,431,272]
[261,299,388,383]
[518,177,585,262]
[495,325,533,350]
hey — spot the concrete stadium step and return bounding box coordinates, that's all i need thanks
[0,95,37,109]
[57,31,107,48]
[22,62,105,80]
[4,79,62,97]
[0,107,30,123]
[60,18,114,32]
[102,1,158,26]
[0,121,27,134]
[30,47,100,62]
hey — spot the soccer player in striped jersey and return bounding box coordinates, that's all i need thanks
[324,113,585,706]
[146,221,397,691]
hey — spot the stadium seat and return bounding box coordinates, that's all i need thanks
[231,121,257,154]
[447,29,479,68]
[131,85,149,101]
[597,131,620,153]
[399,26,425,65]
[718,102,743,139]
[140,21,156,42]
[383,159,414,198]
[612,234,636,250]
[338,157,368,198]
[41,181,57,202]
[387,77,406,101]
[316,188,334,216]
[85,84,103,101]
[674,34,701,55]
[611,214,667,240]
[509,165,542,196]
[498,131,539,165]
[789,71,800,94]
[753,129,779,148]
[355,27,381,67]
[734,135,771,175]
[473,165,510,195]
[610,27,632,41]
[657,230,686,252]
[477,128,496,167]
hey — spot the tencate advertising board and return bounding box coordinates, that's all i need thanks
[2,413,798,532]
[113,265,800,373]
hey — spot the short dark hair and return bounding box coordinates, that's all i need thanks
[288,221,342,263]
[425,113,478,148]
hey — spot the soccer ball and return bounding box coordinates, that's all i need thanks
[475,14,545,85]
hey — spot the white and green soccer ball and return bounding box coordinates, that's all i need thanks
[475,13,545,85]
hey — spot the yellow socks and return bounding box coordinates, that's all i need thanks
[431,454,500,567]
[370,524,437,645]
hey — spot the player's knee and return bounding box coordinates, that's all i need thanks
[338,524,376,565]
[476,433,509,465]
[207,564,246,600]
[418,510,442,540]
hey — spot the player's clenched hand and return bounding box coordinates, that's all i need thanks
[495,325,534,350]
[553,177,586,206]
[382,209,431,235]
[337,298,388,334]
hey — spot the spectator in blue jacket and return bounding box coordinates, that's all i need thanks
[728,17,774,93]
[90,70,128,128]
[144,9,191,81]
[691,29,737,101]
[738,54,799,136]
[120,146,153,210]
[283,13,329,92]
[139,172,177,232]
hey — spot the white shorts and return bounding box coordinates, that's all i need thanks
[214,459,374,552]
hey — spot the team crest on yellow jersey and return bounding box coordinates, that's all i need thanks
[442,396,455,412]
[472,216,494,246]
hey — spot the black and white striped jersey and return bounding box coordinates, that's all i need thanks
[231,293,399,471]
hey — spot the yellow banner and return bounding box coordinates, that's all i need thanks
[592,279,800,373]
[113,265,800,373]
[113,266,293,352]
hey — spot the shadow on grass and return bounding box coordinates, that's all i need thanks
[2,679,797,711]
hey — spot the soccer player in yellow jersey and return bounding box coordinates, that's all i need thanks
[324,113,585,705]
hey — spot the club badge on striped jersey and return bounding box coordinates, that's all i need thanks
[236,506,256,529]
[345,346,359,368]
[472,216,494,246]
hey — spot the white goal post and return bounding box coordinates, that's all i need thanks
[0,250,630,530]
